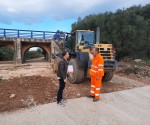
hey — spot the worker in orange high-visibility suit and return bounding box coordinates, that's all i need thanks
[87,48,104,102]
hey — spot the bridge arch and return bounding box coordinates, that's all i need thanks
[21,42,51,63]
[23,46,48,63]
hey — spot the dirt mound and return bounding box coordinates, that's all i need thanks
[117,61,150,76]
[0,76,57,112]
[116,61,150,84]
[0,74,149,113]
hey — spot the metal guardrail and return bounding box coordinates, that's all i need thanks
[0,28,64,40]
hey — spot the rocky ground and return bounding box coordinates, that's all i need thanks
[0,60,149,112]
[116,60,150,84]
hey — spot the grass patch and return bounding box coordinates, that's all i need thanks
[145,60,150,63]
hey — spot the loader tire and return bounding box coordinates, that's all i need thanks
[102,72,114,82]
[68,59,84,84]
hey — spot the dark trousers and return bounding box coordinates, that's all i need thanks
[57,79,66,103]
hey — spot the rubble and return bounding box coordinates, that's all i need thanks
[9,94,16,99]
[134,59,143,63]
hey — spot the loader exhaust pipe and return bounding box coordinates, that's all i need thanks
[96,27,100,44]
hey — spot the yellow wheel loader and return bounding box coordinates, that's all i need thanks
[52,27,116,83]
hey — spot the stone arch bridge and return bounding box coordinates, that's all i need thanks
[0,28,62,64]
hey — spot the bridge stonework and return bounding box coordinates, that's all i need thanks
[0,38,51,64]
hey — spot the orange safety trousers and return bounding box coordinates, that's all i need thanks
[90,76,102,99]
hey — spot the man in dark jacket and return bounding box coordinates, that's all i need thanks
[57,51,69,106]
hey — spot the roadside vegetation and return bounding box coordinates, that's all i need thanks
[0,46,14,61]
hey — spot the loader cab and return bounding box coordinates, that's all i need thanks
[75,30,95,46]
[65,30,95,52]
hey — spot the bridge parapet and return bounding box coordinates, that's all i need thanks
[0,28,56,40]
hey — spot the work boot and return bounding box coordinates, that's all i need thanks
[61,98,67,103]
[93,98,99,102]
[86,95,95,98]
[57,101,65,107]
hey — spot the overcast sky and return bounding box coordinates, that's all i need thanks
[0,0,149,32]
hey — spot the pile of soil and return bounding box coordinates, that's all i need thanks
[0,75,149,113]
[0,76,57,112]
[116,61,150,84]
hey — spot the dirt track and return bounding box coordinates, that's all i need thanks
[0,62,149,112]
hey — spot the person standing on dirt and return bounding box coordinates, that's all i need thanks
[87,48,104,102]
[57,51,69,106]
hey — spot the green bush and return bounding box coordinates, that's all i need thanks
[0,46,14,61]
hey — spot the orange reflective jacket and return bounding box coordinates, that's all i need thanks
[90,54,104,77]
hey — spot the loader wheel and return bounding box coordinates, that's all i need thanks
[102,72,114,82]
[68,59,84,84]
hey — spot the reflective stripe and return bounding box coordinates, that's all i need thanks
[96,88,100,90]
[91,85,95,88]
[91,91,95,94]
[95,94,100,96]
[92,65,98,68]
[98,64,104,66]
[98,69,104,71]
[91,69,97,73]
